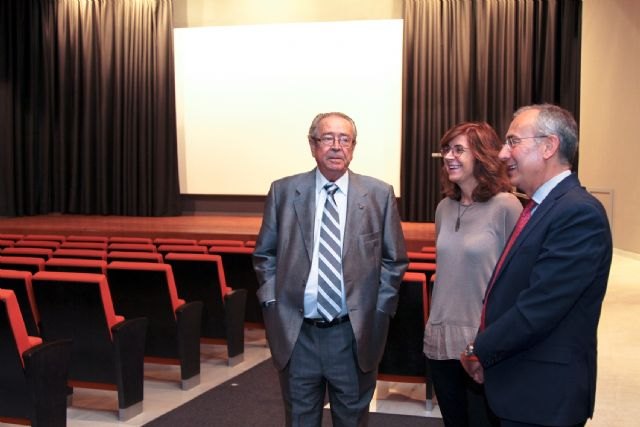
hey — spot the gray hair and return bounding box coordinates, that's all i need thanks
[514,104,578,166]
[307,112,358,143]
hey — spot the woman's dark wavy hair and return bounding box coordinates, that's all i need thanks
[440,122,512,202]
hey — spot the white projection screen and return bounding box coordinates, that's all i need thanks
[174,20,403,196]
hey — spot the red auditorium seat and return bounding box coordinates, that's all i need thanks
[154,238,198,245]
[156,244,208,257]
[23,234,66,242]
[377,271,434,411]
[14,240,61,250]
[66,235,109,243]
[109,236,153,244]
[407,251,437,262]
[32,271,146,420]
[0,256,45,274]
[59,241,108,250]
[208,245,261,325]
[0,269,40,336]
[0,289,71,427]
[107,251,164,263]
[108,243,157,253]
[0,240,14,249]
[199,239,244,247]
[0,247,53,260]
[0,234,24,242]
[45,257,107,274]
[106,262,202,389]
[52,248,107,260]
[165,253,246,365]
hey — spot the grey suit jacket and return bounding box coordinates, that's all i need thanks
[253,168,409,372]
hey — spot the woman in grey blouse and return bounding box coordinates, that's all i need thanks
[423,122,522,427]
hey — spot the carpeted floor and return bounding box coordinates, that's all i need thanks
[144,359,444,427]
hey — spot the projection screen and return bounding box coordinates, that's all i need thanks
[174,20,403,196]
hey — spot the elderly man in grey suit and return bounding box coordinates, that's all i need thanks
[253,112,409,427]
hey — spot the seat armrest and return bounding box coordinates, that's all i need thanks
[23,339,72,427]
[223,289,247,358]
[112,318,147,409]
[175,301,203,381]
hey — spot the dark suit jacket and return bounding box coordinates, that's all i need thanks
[253,169,409,372]
[475,173,613,425]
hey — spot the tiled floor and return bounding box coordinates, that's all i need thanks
[2,250,638,426]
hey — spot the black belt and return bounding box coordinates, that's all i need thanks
[303,315,350,329]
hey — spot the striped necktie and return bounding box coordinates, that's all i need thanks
[317,183,343,321]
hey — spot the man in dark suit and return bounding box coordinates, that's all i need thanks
[461,104,613,427]
[253,112,409,426]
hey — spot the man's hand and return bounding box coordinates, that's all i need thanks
[460,353,484,384]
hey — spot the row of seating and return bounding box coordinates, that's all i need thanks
[0,256,246,360]
[0,254,247,423]
[0,233,256,247]
[0,244,262,325]
[1,232,439,418]
[2,268,435,425]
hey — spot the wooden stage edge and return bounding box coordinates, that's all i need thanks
[0,214,435,251]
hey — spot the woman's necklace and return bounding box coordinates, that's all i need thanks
[455,201,473,232]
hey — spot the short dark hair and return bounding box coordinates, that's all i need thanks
[514,104,578,166]
[440,122,512,202]
[307,112,358,143]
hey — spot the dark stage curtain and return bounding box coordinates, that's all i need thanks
[401,0,582,222]
[0,0,180,216]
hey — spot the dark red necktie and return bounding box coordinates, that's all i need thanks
[480,200,537,330]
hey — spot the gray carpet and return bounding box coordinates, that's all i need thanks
[144,359,444,427]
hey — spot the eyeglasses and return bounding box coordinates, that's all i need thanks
[504,135,548,149]
[314,134,354,148]
[440,144,468,157]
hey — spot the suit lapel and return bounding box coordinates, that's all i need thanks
[499,174,581,274]
[293,170,316,261]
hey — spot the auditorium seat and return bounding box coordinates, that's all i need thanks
[156,244,208,257]
[66,235,109,243]
[0,233,24,242]
[106,262,202,389]
[0,289,71,427]
[244,240,256,247]
[420,245,437,253]
[107,251,163,263]
[165,253,246,365]
[407,262,437,299]
[24,234,66,243]
[1,247,53,260]
[407,251,437,262]
[377,271,434,411]
[52,248,107,260]
[32,271,147,420]
[199,239,244,247]
[108,243,157,253]
[0,256,45,275]
[0,269,40,336]
[45,258,107,274]
[154,238,198,245]
[59,241,108,250]
[407,261,437,280]
[0,240,14,249]
[109,236,153,244]
[208,246,262,325]
[15,240,61,250]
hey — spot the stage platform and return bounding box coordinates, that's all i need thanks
[0,214,435,251]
